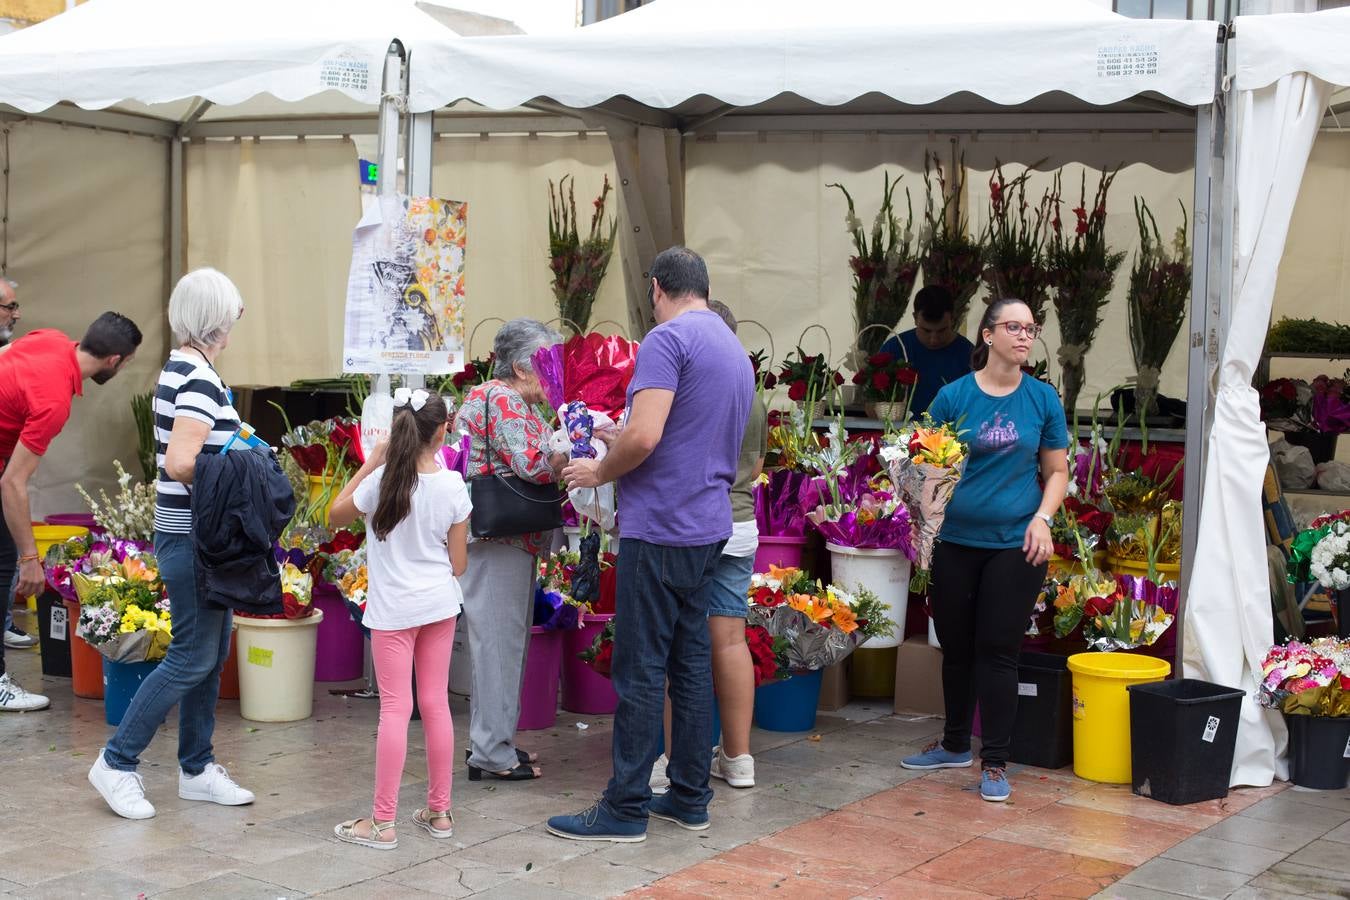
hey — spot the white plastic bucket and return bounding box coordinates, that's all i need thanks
[826,543,910,649]
[564,526,582,553]
[235,609,324,723]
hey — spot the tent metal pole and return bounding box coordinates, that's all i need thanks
[168,136,184,297]
[405,111,434,196]
[375,41,406,199]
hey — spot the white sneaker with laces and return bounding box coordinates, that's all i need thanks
[710,745,755,788]
[649,753,670,796]
[88,750,156,819]
[4,627,37,649]
[0,672,48,711]
[179,763,255,806]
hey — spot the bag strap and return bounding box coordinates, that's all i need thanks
[476,385,497,477]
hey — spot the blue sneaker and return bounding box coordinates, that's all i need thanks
[648,792,710,832]
[546,801,647,843]
[980,767,1011,802]
[900,741,974,770]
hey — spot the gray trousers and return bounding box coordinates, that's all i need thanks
[461,540,536,772]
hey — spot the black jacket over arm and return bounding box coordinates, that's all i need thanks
[191,447,296,615]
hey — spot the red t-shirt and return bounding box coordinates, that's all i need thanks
[0,329,83,463]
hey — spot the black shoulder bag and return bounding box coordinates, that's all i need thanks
[467,388,565,538]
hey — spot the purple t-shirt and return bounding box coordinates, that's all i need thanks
[619,309,753,547]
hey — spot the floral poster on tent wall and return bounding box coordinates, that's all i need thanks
[343,194,467,375]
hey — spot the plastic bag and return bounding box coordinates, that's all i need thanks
[1272,437,1315,490]
[1316,460,1350,492]
[550,409,618,531]
[360,374,393,460]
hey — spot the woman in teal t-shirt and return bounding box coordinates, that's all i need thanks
[899,297,1069,803]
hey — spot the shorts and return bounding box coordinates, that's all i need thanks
[703,552,756,619]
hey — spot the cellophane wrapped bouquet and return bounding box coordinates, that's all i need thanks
[74,549,171,663]
[535,550,593,631]
[324,545,368,629]
[1288,514,1350,591]
[801,424,914,555]
[41,534,95,602]
[880,418,968,592]
[1050,531,1175,652]
[746,566,893,672]
[1258,638,1350,717]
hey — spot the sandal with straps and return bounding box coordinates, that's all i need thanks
[412,807,455,839]
[334,817,398,851]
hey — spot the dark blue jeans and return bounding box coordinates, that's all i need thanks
[104,531,232,775]
[603,537,724,823]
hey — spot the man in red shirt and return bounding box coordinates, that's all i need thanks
[0,311,142,712]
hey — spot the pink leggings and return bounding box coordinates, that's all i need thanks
[370,617,457,821]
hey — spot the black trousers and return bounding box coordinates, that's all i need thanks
[930,540,1046,768]
[0,491,15,677]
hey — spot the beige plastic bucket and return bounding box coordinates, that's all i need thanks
[235,609,324,723]
[826,543,910,649]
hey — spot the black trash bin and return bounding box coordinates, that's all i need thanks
[1285,714,1350,791]
[35,589,72,678]
[1128,678,1245,805]
[1009,652,1073,770]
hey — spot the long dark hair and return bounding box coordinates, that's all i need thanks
[371,392,448,541]
[970,297,1028,371]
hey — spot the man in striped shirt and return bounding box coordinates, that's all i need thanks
[0,311,143,712]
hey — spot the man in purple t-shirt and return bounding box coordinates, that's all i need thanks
[549,247,752,842]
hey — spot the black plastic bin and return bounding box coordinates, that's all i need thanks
[35,589,72,678]
[1285,714,1350,791]
[1128,678,1244,805]
[1009,652,1073,770]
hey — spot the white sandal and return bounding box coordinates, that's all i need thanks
[412,807,454,839]
[334,817,398,851]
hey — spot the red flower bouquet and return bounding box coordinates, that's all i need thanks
[851,351,918,405]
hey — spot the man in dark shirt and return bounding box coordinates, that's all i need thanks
[880,285,975,418]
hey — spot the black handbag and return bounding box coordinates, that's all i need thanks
[467,388,564,538]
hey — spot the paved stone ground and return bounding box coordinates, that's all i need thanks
[2,612,1348,899]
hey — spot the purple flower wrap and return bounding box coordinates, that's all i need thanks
[531,344,566,413]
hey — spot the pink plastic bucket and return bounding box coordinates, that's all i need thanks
[562,614,618,715]
[518,626,562,730]
[753,535,807,573]
[44,513,102,535]
[312,583,364,681]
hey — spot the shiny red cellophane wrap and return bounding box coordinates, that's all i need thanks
[563,333,639,421]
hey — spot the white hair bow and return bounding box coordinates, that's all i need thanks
[393,387,429,411]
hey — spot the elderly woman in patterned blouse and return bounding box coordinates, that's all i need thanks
[453,318,566,781]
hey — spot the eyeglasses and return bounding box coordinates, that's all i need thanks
[994,321,1042,339]
[0,302,17,313]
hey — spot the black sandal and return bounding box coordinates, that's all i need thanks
[464,747,535,766]
[466,761,542,781]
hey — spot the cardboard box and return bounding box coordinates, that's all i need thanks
[817,659,851,711]
[893,640,945,717]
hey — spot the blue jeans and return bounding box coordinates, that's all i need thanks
[603,537,724,823]
[104,531,232,775]
[703,553,755,618]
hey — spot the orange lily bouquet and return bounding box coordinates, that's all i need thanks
[747,566,893,672]
[881,418,969,592]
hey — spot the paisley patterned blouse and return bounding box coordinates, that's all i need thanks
[453,380,556,556]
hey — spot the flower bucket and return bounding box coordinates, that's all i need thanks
[43,513,102,534]
[1049,552,1109,578]
[306,473,343,526]
[1067,652,1171,784]
[754,535,808,573]
[1105,556,1181,581]
[563,526,581,553]
[312,583,364,681]
[1284,714,1350,791]
[518,626,562,731]
[754,669,824,732]
[36,590,72,678]
[235,609,324,723]
[825,543,910,649]
[102,657,159,726]
[65,598,104,699]
[849,646,897,698]
[219,626,240,700]
[562,614,618,715]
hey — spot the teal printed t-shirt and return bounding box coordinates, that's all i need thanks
[927,372,1069,550]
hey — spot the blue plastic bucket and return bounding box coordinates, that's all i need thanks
[102,658,159,726]
[754,669,824,732]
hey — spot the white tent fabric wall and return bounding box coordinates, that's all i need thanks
[1184,74,1333,787]
[186,137,361,388]
[431,134,627,349]
[3,121,169,521]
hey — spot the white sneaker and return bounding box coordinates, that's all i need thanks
[4,627,37,649]
[88,750,156,819]
[649,753,670,796]
[710,745,755,788]
[0,672,48,711]
[179,763,255,806]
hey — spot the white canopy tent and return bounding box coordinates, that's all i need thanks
[1182,6,1350,786]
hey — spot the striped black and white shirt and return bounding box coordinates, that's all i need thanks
[154,350,240,534]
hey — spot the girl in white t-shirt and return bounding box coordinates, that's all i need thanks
[328,389,471,851]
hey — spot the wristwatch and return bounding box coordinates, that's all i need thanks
[1033,513,1053,526]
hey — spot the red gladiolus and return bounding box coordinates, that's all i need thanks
[868,352,894,368]
[871,372,891,392]
[1084,594,1117,617]
[591,641,613,677]
[852,371,867,386]
[895,367,918,386]
[762,372,778,390]
[788,381,807,401]
[833,372,844,386]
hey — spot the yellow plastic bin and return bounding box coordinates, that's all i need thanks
[1105,555,1181,581]
[235,609,324,723]
[28,524,89,609]
[306,474,343,526]
[1067,652,1171,784]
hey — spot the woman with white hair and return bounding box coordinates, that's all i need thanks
[453,318,566,781]
[89,267,256,820]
